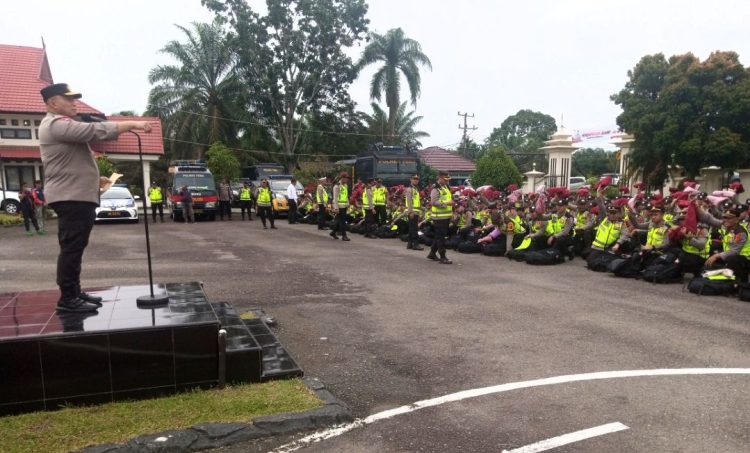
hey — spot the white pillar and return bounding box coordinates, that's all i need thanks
[142,160,151,208]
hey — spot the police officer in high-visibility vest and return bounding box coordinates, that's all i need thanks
[361,178,376,238]
[404,174,424,250]
[372,178,388,226]
[316,177,330,230]
[239,182,253,221]
[587,202,627,268]
[330,172,351,241]
[255,179,276,229]
[428,171,454,264]
[700,205,750,282]
[148,182,164,223]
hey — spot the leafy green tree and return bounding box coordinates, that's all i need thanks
[418,163,438,187]
[364,102,430,147]
[206,142,241,182]
[612,51,750,187]
[147,20,245,159]
[571,148,617,178]
[456,137,484,161]
[471,145,523,188]
[485,109,556,173]
[204,0,369,159]
[96,156,117,177]
[355,28,432,141]
[297,109,370,159]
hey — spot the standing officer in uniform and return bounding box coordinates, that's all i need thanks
[218,178,232,220]
[361,178,376,238]
[317,177,330,230]
[148,181,164,223]
[238,181,253,220]
[255,179,276,229]
[287,178,299,224]
[39,83,152,312]
[330,172,351,241]
[404,174,424,250]
[428,171,454,264]
[372,178,388,226]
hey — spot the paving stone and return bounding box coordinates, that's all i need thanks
[252,412,317,434]
[189,425,269,451]
[303,376,326,391]
[191,422,247,439]
[129,429,199,451]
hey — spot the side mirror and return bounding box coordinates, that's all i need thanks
[134,195,141,200]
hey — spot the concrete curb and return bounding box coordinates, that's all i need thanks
[76,377,351,453]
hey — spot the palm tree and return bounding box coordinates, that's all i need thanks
[147,20,245,159]
[365,102,430,148]
[356,28,432,142]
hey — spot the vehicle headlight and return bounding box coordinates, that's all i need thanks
[126,200,135,208]
[205,202,215,208]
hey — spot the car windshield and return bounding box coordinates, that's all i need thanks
[174,173,216,191]
[100,189,132,199]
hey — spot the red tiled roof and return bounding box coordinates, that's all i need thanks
[418,146,476,173]
[0,146,39,159]
[0,44,100,114]
[90,116,164,155]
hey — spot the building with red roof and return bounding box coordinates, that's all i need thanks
[418,146,475,185]
[0,43,163,206]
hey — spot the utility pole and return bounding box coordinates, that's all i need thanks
[458,111,477,157]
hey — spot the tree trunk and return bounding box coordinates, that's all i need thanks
[387,103,397,145]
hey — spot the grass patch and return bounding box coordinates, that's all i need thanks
[0,379,322,453]
[0,212,22,226]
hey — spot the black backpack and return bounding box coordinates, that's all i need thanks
[610,255,642,278]
[587,251,621,272]
[507,248,530,262]
[482,241,506,257]
[687,277,737,296]
[642,254,683,283]
[525,248,564,265]
[457,241,483,254]
[738,283,750,302]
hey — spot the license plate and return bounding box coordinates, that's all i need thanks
[107,211,122,217]
[193,197,204,202]
[193,209,203,214]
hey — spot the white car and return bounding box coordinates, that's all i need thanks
[569,176,587,190]
[1,187,20,214]
[96,187,139,223]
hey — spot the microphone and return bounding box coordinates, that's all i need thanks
[77,113,108,123]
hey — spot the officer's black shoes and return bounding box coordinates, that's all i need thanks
[57,297,99,313]
[427,254,439,261]
[270,225,277,229]
[78,291,103,307]
[412,244,424,251]
[329,232,339,240]
[439,258,453,265]
[407,243,413,249]
[263,226,268,229]
[342,236,351,241]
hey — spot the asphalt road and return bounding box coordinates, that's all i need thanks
[2,217,749,452]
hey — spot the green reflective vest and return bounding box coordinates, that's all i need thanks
[646,225,668,247]
[510,214,525,234]
[239,187,251,201]
[373,187,387,206]
[410,187,421,209]
[592,219,623,249]
[682,235,711,259]
[316,185,329,204]
[431,187,453,219]
[337,184,348,207]
[722,224,750,258]
[257,187,272,205]
[362,189,372,209]
[545,212,568,235]
[148,187,163,203]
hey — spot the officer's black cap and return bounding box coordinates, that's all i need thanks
[40,83,82,103]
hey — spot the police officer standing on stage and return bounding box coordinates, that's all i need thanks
[148,181,164,223]
[428,171,454,264]
[38,83,152,312]
[404,174,424,250]
[330,172,351,241]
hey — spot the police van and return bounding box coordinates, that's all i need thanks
[167,161,218,221]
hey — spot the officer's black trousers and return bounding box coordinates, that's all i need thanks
[50,201,96,299]
[239,201,252,219]
[374,205,387,225]
[318,204,327,229]
[258,205,274,227]
[408,213,419,244]
[150,202,163,221]
[724,254,750,283]
[335,209,348,237]
[219,200,232,219]
[430,219,449,258]
[678,251,705,277]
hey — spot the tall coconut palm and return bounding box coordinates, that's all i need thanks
[147,20,245,159]
[365,102,430,148]
[356,28,432,142]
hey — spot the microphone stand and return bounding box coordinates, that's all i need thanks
[129,130,169,307]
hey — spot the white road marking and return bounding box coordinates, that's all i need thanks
[502,422,630,453]
[272,368,750,452]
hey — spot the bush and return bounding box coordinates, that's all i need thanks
[0,213,22,226]
[472,145,523,188]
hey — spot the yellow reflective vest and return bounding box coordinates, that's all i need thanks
[372,187,387,206]
[431,187,453,219]
[148,187,163,203]
[257,187,272,206]
[592,219,623,249]
[239,187,251,201]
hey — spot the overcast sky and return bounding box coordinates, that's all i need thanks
[3,0,748,151]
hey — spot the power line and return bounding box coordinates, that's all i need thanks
[457,111,477,155]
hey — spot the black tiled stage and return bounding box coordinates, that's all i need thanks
[0,282,262,415]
